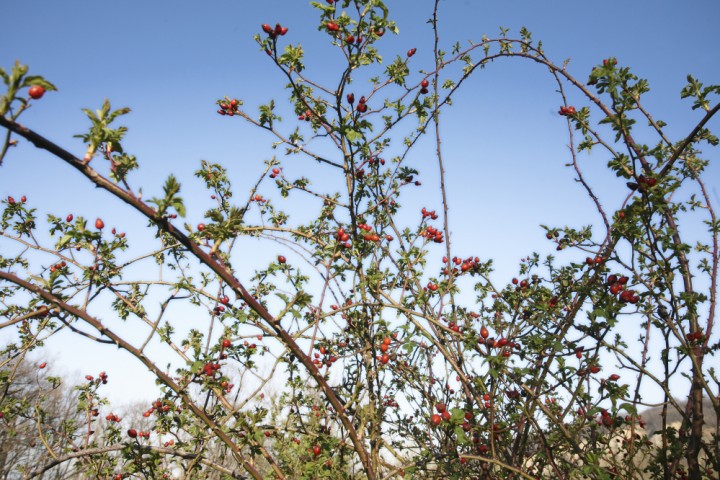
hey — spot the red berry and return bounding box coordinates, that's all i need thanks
[127,429,138,438]
[66,214,73,222]
[38,362,47,369]
[261,24,273,35]
[407,48,417,57]
[28,85,46,99]
[430,414,442,426]
[326,22,340,32]
[278,255,286,264]
[435,403,446,413]
[95,218,104,230]
[313,445,321,456]
[421,79,429,88]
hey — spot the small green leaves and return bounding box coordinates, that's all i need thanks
[149,175,186,219]
[278,44,305,73]
[74,99,131,162]
[385,56,410,86]
[259,100,280,128]
[680,75,720,111]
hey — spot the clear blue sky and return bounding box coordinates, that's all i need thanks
[1,1,718,405]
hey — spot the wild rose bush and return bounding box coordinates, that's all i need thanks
[1,1,718,479]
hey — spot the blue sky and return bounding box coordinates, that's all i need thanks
[1,1,718,405]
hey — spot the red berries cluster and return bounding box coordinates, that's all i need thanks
[618,289,639,303]
[606,274,628,295]
[598,409,614,427]
[443,255,480,275]
[202,362,221,376]
[142,399,172,417]
[421,207,438,220]
[252,194,266,203]
[127,429,150,439]
[558,105,576,116]
[577,364,601,377]
[431,403,452,426]
[344,34,363,46]
[356,222,382,242]
[335,227,351,248]
[298,109,313,121]
[217,98,239,116]
[446,320,461,333]
[312,346,338,367]
[105,413,121,423]
[326,21,340,32]
[49,261,67,273]
[270,167,281,179]
[585,255,604,266]
[85,371,108,384]
[478,333,517,357]
[6,195,28,204]
[261,23,288,38]
[382,394,398,407]
[420,225,443,243]
[420,79,429,94]
[356,95,368,113]
[607,274,638,303]
[377,336,392,364]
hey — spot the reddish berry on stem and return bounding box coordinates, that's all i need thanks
[28,85,46,99]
